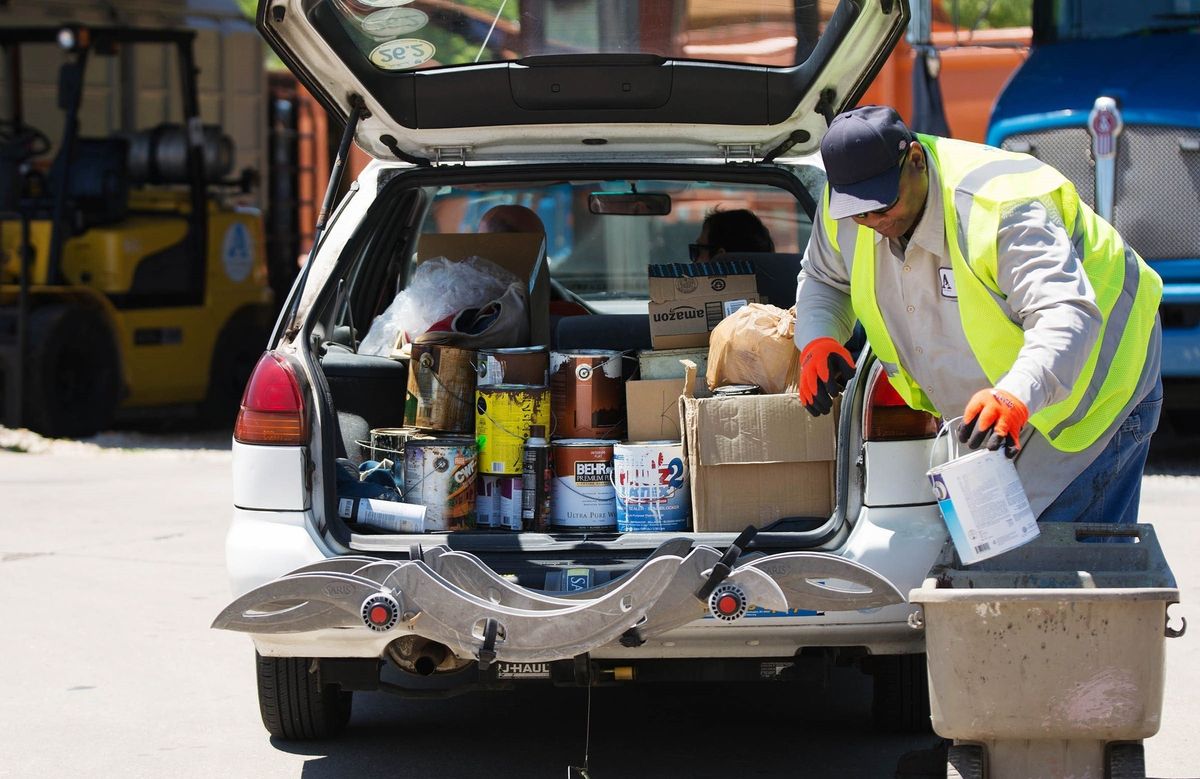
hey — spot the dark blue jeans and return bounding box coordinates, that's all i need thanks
[1038,377,1163,525]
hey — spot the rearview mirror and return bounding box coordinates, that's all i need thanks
[588,192,671,216]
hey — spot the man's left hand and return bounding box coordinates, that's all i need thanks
[958,389,1029,459]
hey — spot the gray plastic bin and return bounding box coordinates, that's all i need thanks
[909,523,1184,779]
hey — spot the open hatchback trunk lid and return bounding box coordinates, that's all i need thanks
[257,0,909,162]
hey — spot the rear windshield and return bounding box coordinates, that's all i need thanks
[1044,0,1200,40]
[421,178,812,311]
[326,0,838,71]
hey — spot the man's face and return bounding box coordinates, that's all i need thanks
[691,225,720,262]
[850,145,928,240]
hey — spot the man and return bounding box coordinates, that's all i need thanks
[479,203,546,235]
[690,208,775,262]
[795,105,1162,523]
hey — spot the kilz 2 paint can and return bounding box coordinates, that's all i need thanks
[612,441,690,532]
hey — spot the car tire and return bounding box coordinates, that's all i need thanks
[256,653,353,740]
[946,743,987,779]
[202,305,273,427]
[870,653,932,733]
[23,304,121,438]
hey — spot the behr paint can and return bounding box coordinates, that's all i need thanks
[613,441,690,532]
[550,350,628,440]
[549,439,616,530]
[402,434,478,531]
[477,346,550,387]
[475,384,551,475]
[404,343,477,433]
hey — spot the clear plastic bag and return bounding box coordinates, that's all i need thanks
[359,256,519,356]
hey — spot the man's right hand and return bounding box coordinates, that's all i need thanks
[798,337,855,416]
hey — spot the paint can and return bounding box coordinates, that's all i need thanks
[475,384,551,475]
[549,440,616,530]
[612,441,690,532]
[404,344,477,433]
[711,384,761,397]
[927,429,1038,565]
[521,427,551,532]
[550,350,628,440]
[477,346,550,387]
[497,475,524,531]
[367,426,420,488]
[476,474,500,528]
[402,434,478,531]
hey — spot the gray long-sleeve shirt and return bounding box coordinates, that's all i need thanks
[795,147,1161,514]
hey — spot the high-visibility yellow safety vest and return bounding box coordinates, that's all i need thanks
[820,134,1161,452]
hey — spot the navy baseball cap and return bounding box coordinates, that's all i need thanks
[821,106,915,219]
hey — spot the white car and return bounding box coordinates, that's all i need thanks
[215,0,950,740]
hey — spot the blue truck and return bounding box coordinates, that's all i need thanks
[986,0,1200,433]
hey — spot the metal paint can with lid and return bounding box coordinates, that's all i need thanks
[549,439,616,530]
[402,434,478,531]
[404,343,477,433]
[550,350,628,440]
[612,441,690,532]
[477,346,550,387]
[475,384,551,475]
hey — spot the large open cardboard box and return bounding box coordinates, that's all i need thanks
[416,232,550,346]
[679,362,836,532]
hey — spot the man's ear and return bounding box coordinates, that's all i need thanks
[909,142,926,172]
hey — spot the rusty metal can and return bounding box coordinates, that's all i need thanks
[404,344,477,433]
[477,346,550,387]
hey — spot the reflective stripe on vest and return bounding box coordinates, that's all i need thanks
[821,135,1162,452]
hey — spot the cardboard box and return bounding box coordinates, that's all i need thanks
[679,362,836,533]
[416,233,550,346]
[647,262,759,349]
[626,379,686,440]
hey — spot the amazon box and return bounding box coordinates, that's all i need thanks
[679,362,835,533]
[647,262,759,349]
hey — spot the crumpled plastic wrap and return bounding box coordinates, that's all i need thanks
[706,303,799,394]
[359,256,520,356]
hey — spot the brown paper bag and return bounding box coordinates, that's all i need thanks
[706,303,799,394]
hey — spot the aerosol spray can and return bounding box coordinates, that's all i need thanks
[521,425,551,531]
[338,497,426,533]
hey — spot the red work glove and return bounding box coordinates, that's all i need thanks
[798,337,855,417]
[958,388,1029,459]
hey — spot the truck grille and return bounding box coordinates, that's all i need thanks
[1000,126,1200,259]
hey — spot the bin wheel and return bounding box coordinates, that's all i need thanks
[256,653,353,741]
[1105,742,1145,779]
[946,744,987,779]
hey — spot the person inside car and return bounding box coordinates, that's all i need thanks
[689,208,775,262]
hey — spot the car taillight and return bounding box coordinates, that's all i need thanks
[863,367,939,441]
[234,352,308,445]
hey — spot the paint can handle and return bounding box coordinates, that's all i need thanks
[929,416,964,472]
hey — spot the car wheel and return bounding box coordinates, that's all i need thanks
[870,653,932,733]
[23,304,121,438]
[1105,742,1145,779]
[256,653,353,740]
[946,743,987,779]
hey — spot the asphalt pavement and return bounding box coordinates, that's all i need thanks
[0,431,1196,778]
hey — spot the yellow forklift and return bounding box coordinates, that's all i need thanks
[0,26,274,437]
